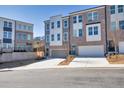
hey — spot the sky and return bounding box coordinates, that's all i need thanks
[0,5,97,38]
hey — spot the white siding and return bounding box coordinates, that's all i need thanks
[50,15,63,46]
[86,23,101,42]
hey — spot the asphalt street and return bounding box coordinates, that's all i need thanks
[0,68,124,88]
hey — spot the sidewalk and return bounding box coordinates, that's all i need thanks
[1,57,124,71]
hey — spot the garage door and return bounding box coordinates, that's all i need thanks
[119,42,124,53]
[51,50,67,58]
[78,45,104,57]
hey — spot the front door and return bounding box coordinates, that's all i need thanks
[108,40,115,52]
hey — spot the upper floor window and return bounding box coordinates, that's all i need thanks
[19,24,22,29]
[78,29,83,37]
[57,21,60,28]
[28,26,32,31]
[46,23,50,30]
[51,34,54,41]
[46,35,49,42]
[22,34,27,40]
[63,32,68,41]
[8,22,12,28]
[118,5,124,13]
[87,12,98,22]
[93,12,98,21]
[23,25,27,30]
[64,20,68,28]
[3,31,7,38]
[8,32,12,39]
[94,26,98,35]
[88,27,93,35]
[111,22,116,31]
[51,22,54,29]
[78,15,82,23]
[4,21,12,28]
[4,21,7,27]
[27,34,31,40]
[110,5,115,14]
[73,16,77,23]
[3,31,12,39]
[119,20,124,30]
[16,33,21,40]
[57,34,60,41]
[87,13,92,21]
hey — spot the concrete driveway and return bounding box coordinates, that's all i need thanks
[5,58,65,71]
[69,57,109,67]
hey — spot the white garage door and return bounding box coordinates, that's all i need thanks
[119,42,124,53]
[78,45,104,57]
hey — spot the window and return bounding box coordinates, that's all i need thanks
[64,20,68,28]
[111,22,116,31]
[28,26,32,31]
[78,15,82,22]
[23,25,27,30]
[110,5,115,14]
[3,31,7,38]
[16,33,21,40]
[57,34,60,41]
[22,34,27,40]
[73,16,77,23]
[8,32,12,39]
[8,22,12,28]
[51,22,54,29]
[57,21,60,28]
[19,24,22,29]
[27,34,31,40]
[4,21,7,27]
[93,12,98,20]
[88,27,93,35]
[3,31,12,39]
[78,29,83,37]
[94,26,98,35]
[46,35,49,42]
[118,5,123,13]
[63,32,68,41]
[119,20,124,30]
[51,34,54,41]
[87,13,92,21]
[46,23,49,30]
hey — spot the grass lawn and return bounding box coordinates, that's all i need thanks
[107,55,124,64]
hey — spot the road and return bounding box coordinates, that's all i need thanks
[0,68,124,88]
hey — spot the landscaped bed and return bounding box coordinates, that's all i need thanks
[107,54,124,64]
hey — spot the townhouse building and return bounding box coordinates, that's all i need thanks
[0,17,33,53]
[15,21,33,52]
[44,5,124,58]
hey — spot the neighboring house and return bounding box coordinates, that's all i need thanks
[0,17,33,53]
[33,36,45,52]
[44,5,124,58]
[15,21,33,52]
[33,37,45,58]
[0,17,15,53]
[106,5,124,54]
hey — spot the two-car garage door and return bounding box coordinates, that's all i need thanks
[78,45,104,57]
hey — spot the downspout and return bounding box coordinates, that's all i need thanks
[68,16,71,55]
[105,5,108,56]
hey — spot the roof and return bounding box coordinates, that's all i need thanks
[69,5,105,15]
[0,17,33,25]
